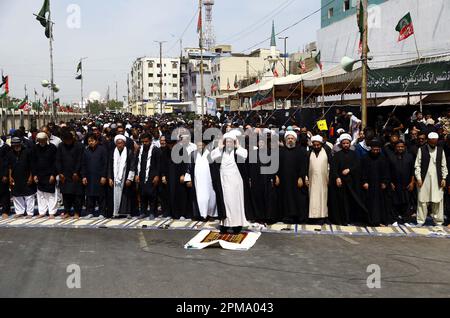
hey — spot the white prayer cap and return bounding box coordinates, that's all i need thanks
[347,112,353,116]
[339,133,352,143]
[230,129,242,138]
[114,135,126,143]
[36,132,48,140]
[223,132,237,141]
[311,135,324,143]
[337,128,345,134]
[428,132,439,140]
[284,131,297,140]
[103,123,110,129]
[126,124,132,129]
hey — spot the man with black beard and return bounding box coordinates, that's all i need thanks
[388,140,415,225]
[415,132,448,227]
[0,138,10,219]
[135,133,161,220]
[277,131,308,224]
[361,140,391,226]
[329,134,367,225]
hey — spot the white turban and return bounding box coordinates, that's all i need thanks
[284,131,297,140]
[103,123,110,129]
[36,132,48,140]
[428,132,439,140]
[311,135,324,143]
[114,135,126,143]
[223,132,237,141]
[339,133,352,143]
[337,128,345,135]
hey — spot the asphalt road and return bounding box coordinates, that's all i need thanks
[0,228,449,298]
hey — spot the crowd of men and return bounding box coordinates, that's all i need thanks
[1,108,450,234]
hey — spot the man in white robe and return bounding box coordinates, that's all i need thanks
[415,132,448,227]
[108,135,135,218]
[211,133,249,234]
[305,135,330,223]
[185,140,218,220]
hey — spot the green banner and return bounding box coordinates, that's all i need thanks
[368,61,450,93]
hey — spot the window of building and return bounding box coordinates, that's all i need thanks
[328,7,334,18]
[157,74,161,78]
[343,0,350,12]
[172,62,178,68]
[149,93,153,97]
[173,93,178,98]
[173,83,178,88]
[149,83,153,87]
[157,64,161,68]
[173,74,178,78]
[148,62,154,68]
[148,73,153,77]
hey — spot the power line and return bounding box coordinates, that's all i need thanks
[220,0,297,44]
[166,9,199,55]
[241,0,336,53]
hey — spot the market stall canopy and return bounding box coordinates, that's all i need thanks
[378,94,427,107]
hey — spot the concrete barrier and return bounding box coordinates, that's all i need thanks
[0,110,83,135]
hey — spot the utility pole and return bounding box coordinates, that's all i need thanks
[199,0,205,117]
[361,0,368,129]
[155,40,167,114]
[79,57,88,114]
[246,60,250,86]
[279,36,289,77]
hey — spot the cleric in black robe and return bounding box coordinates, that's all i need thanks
[56,129,85,218]
[361,140,392,226]
[387,140,415,225]
[249,133,279,224]
[0,138,11,219]
[329,134,368,225]
[158,135,174,218]
[81,133,109,218]
[135,133,161,219]
[107,135,136,218]
[165,138,193,220]
[277,131,308,224]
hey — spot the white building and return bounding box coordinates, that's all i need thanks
[317,0,450,69]
[130,57,181,113]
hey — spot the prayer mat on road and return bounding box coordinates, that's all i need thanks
[265,223,295,233]
[366,226,406,236]
[330,225,369,236]
[297,224,333,235]
[184,230,261,251]
[400,225,450,238]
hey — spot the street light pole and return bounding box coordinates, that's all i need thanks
[279,36,289,77]
[155,40,167,114]
[361,0,368,129]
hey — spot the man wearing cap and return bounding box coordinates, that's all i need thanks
[361,140,391,226]
[0,138,11,219]
[135,133,161,220]
[277,131,308,224]
[414,132,448,227]
[9,137,36,218]
[210,133,249,234]
[32,132,58,218]
[56,129,85,219]
[108,135,136,218]
[330,133,367,225]
[305,135,331,224]
[81,133,109,219]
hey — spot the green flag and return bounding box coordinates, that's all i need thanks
[36,0,51,38]
[396,12,414,42]
[315,51,323,71]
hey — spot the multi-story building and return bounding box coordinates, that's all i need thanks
[182,48,213,105]
[130,57,181,114]
[317,0,450,69]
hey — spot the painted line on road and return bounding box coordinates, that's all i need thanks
[336,235,360,245]
[138,231,150,251]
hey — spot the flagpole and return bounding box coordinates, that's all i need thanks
[199,0,205,118]
[48,10,55,122]
[413,33,421,60]
[360,0,369,129]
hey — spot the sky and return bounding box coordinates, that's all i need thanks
[0,0,321,104]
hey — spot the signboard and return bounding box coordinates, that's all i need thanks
[368,61,450,93]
